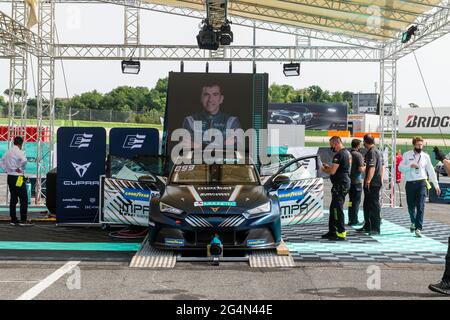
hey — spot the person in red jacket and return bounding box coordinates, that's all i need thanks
[396,150,403,206]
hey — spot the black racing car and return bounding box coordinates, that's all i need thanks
[148,158,282,250]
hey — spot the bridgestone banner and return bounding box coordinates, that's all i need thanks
[399,108,450,134]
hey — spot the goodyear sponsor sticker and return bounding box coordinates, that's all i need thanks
[247,239,267,247]
[122,188,151,202]
[277,187,304,202]
[194,201,237,207]
[164,238,185,247]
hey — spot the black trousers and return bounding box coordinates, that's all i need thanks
[7,175,28,222]
[443,237,450,283]
[329,184,349,234]
[363,185,381,232]
[348,183,362,224]
[405,180,427,230]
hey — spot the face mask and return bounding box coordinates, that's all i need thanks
[330,146,336,153]
[414,148,422,153]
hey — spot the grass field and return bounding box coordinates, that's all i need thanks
[0,118,163,130]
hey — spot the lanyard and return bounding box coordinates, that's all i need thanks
[413,153,422,166]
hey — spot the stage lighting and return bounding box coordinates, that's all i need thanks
[218,22,233,46]
[401,25,418,44]
[197,22,219,50]
[283,62,300,77]
[121,60,140,74]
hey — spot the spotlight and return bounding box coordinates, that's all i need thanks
[401,25,418,44]
[121,60,140,75]
[283,62,300,77]
[218,22,233,46]
[197,21,219,50]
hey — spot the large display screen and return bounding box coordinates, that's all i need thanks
[269,102,348,131]
[164,72,268,160]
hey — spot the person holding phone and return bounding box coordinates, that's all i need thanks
[321,136,351,241]
[398,137,441,238]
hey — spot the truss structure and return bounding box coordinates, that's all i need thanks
[0,0,449,208]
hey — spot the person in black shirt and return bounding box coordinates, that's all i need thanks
[321,136,351,241]
[356,134,383,235]
[348,139,365,226]
[429,147,450,296]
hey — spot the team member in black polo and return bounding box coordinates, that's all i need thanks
[429,147,450,296]
[321,136,351,241]
[357,134,383,235]
[348,139,365,226]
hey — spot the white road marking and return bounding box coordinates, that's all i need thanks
[16,261,80,300]
[0,280,39,283]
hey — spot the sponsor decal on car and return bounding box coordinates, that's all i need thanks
[194,201,237,207]
[277,187,305,201]
[164,238,185,247]
[122,188,152,202]
[247,239,267,246]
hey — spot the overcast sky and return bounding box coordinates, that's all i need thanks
[1,2,449,109]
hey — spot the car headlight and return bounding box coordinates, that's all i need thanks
[247,202,271,215]
[160,202,183,215]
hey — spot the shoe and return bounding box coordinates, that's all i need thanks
[355,227,369,233]
[410,223,415,233]
[19,220,34,227]
[369,231,381,236]
[10,220,19,226]
[321,232,335,239]
[428,280,450,296]
[415,229,422,238]
[328,231,346,241]
[348,221,360,227]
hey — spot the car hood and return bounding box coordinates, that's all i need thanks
[160,184,270,214]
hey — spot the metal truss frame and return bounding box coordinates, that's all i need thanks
[379,59,397,208]
[0,0,383,48]
[0,0,449,209]
[53,44,381,61]
[5,0,28,204]
[383,1,450,60]
[35,0,55,204]
[124,0,140,45]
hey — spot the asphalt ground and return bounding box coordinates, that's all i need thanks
[0,260,448,300]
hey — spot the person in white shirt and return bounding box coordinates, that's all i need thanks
[0,136,32,226]
[398,136,440,238]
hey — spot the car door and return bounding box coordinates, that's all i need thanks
[262,155,324,226]
[100,155,169,227]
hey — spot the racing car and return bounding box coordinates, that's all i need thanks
[148,152,323,250]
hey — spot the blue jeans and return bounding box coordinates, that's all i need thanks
[405,180,427,230]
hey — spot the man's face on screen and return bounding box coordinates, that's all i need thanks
[201,85,224,115]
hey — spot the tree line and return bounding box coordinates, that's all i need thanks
[1,79,354,123]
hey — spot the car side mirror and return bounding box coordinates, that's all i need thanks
[272,174,290,187]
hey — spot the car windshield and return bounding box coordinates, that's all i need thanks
[170,164,260,185]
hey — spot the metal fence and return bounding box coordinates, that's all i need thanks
[0,106,163,124]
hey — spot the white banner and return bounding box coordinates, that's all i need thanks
[399,108,450,134]
[100,177,159,227]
